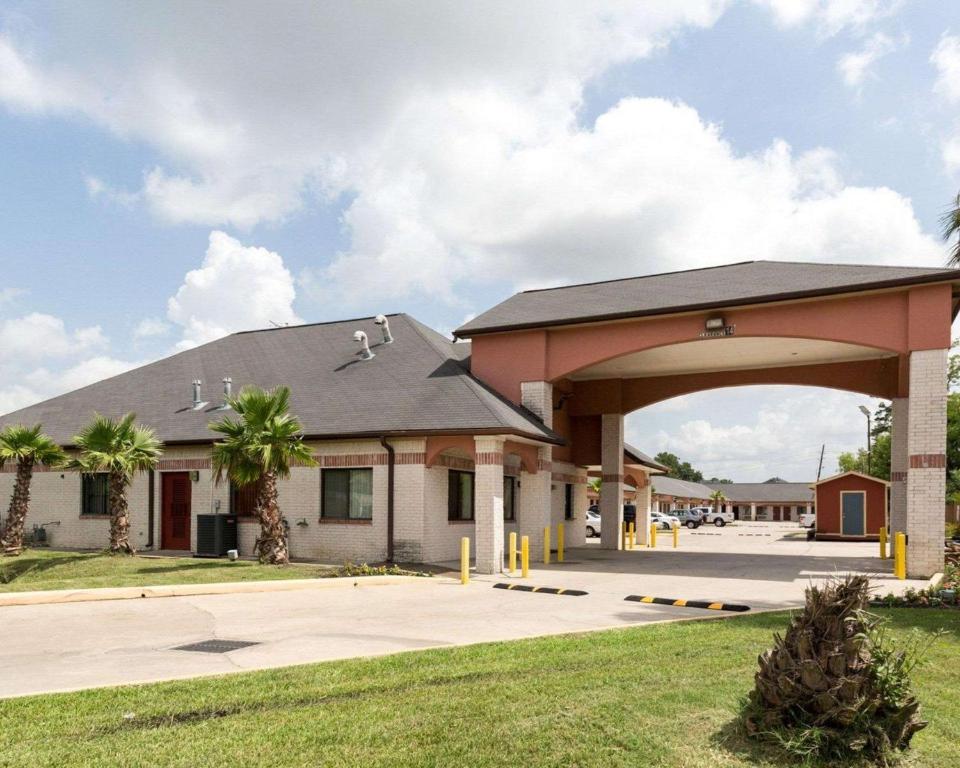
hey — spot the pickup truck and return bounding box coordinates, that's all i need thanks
[694,506,735,527]
[799,511,816,529]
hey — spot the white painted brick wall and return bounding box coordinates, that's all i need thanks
[600,413,624,549]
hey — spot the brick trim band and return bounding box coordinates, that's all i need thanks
[537,459,553,471]
[158,458,211,470]
[476,452,504,465]
[601,473,624,483]
[320,454,388,467]
[891,471,908,482]
[552,472,588,484]
[434,455,475,471]
[909,453,946,469]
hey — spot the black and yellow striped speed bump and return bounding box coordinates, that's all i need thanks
[624,595,750,612]
[494,583,587,597]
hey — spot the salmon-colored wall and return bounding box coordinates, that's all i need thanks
[815,474,887,540]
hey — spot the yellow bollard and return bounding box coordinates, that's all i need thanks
[673,523,679,549]
[894,532,906,579]
[558,522,565,563]
[508,531,517,574]
[460,536,469,585]
[521,535,529,577]
[648,523,655,548]
[628,521,635,550]
[650,523,657,549]
[544,526,551,565]
[879,527,887,560]
[621,521,626,550]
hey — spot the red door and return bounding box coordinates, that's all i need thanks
[772,506,782,522]
[162,472,192,550]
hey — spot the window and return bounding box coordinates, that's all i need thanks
[322,468,374,520]
[503,476,516,521]
[564,483,574,520]
[81,473,109,516]
[448,470,474,521]
[230,480,261,517]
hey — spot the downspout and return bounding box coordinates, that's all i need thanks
[380,436,395,562]
[147,469,155,549]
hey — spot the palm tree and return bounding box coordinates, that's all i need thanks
[71,413,162,554]
[709,488,727,513]
[209,386,316,565]
[942,191,960,265]
[0,425,65,555]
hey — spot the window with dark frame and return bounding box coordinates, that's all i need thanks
[81,473,109,516]
[322,468,374,520]
[503,475,516,521]
[230,480,261,517]
[564,483,574,519]
[448,469,474,521]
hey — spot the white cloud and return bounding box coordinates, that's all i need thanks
[132,317,170,339]
[0,312,106,362]
[0,287,24,307]
[629,387,882,481]
[756,0,901,36]
[931,33,960,174]
[167,231,301,349]
[837,32,899,88]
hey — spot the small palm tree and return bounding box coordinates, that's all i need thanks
[71,413,162,554]
[210,386,316,565]
[0,425,66,555]
[709,488,727,513]
[942,191,960,265]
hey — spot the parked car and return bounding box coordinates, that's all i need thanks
[650,511,680,530]
[696,505,734,527]
[586,508,601,538]
[672,508,703,529]
[799,511,816,529]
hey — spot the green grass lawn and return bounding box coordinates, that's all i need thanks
[0,548,338,592]
[0,608,956,767]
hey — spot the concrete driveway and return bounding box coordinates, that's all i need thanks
[0,523,928,698]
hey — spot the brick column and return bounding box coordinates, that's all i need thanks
[600,413,624,549]
[474,436,505,575]
[749,502,756,521]
[518,446,552,556]
[520,381,553,428]
[636,475,651,546]
[889,396,908,537]
[906,349,947,578]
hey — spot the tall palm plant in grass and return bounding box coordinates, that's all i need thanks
[210,386,316,565]
[71,413,162,554]
[709,488,727,514]
[943,191,960,266]
[0,425,65,555]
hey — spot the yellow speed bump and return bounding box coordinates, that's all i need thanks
[624,595,750,612]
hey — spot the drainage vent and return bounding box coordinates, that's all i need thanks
[173,639,260,654]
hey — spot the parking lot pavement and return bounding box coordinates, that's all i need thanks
[0,523,929,698]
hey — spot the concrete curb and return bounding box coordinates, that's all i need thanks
[0,575,434,607]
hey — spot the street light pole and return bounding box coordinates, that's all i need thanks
[858,405,871,475]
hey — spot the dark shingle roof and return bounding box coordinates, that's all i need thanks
[651,477,715,499]
[705,482,814,503]
[455,261,960,336]
[0,314,561,446]
[624,444,668,473]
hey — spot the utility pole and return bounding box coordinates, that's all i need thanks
[858,405,872,475]
[816,444,825,481]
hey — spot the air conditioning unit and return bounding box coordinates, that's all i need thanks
[195,514,238,558]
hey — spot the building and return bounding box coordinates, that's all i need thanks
[652,478,814,522]
[2,260,957,577]
[811,471,889,540]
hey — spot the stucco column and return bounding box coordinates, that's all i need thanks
[635,475,651,546]
[600,413,624,549]
[474,436,505,575]
[890,396,908,537]
[906,349,947,578]
[518,446,552,556]
[749,502,756,521]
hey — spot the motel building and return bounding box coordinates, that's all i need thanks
[651,477,815,522]
[1,260,957,578]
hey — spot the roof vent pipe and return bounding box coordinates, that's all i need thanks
[353,330,375,360]
[374,314,393,344]
[191,379,208,410]
[221,377,232,406]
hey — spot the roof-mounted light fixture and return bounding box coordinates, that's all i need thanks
[354,330,375,360]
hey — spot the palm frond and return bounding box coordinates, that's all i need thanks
[940,192,960,266]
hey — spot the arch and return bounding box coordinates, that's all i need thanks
[503,440,539,475]
[425,435,475,468]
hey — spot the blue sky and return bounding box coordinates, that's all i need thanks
[1,1,959,480]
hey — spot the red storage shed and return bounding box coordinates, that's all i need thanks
[811,471,888,541]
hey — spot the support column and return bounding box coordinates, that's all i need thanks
[890,397,908,537]
[749,502,756,521]
[519,381,553,558]
[474,436,505,575]
[636,474,651,546]
[906,349,948,578]
[600,413,624,549]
